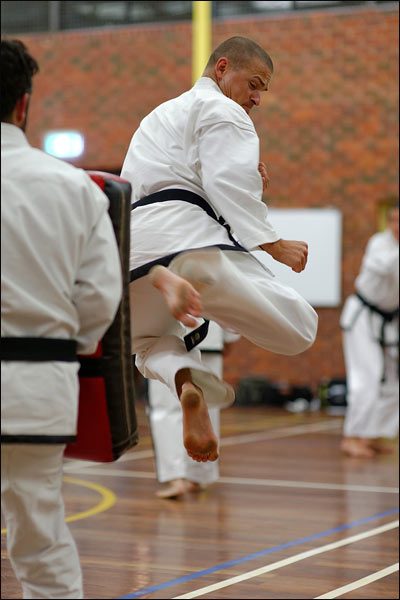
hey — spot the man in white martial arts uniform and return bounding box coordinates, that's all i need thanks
[1,39,122,599]
[340,204,399,458]
[122,36,318,465]
[148,322,240,499]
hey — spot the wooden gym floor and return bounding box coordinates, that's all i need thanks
[2,401,399,599]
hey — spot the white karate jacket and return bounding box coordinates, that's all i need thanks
[1,123,122,440]
[121,77,280,273]
[340,229,399,345]
[355,230,399,311]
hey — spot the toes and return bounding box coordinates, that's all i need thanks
[180,314,198,328]
[188,450,218,463]
[189,453,207,462]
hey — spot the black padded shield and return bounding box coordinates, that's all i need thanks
[65,171,138,461]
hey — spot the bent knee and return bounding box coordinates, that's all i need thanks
[288,316,318,355]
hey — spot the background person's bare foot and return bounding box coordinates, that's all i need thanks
[149,265,202,327]
[156,479,189,499]
[155,479,206,499]
[340,436,376,458]
[180,382,219,462]
[186,480,206,493]
[368,438,394,454]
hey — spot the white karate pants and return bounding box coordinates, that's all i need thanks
[342,310,399,438]
[131,248,318,408]
[148,352,222,484]
[1,444,83,599]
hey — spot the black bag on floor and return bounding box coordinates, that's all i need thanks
[235,376,284,406]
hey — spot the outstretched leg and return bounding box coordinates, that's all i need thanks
[149,265,202,328]
[175,369,219,463]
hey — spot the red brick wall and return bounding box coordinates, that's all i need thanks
[16,5,399,392]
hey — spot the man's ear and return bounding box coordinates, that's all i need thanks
[14,93,30,127]
[214,57,228,80]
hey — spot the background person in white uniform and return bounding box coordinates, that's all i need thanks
[340,204,399,458]
[1,39,122,599]
[148,323,240,499]
[122,36,318,466]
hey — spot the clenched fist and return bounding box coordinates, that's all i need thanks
[261,239,309,273]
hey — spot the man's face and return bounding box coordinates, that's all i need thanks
[216,57,272,115]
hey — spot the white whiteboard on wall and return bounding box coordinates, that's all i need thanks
[252,208,342,307]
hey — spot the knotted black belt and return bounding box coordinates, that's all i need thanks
[132,188,244,250]
[355,292,399,347]
[355,292,399,382]
[131,188,246,351]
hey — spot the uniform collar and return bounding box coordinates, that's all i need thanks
[193,76,223,94]
[1,122,30,148]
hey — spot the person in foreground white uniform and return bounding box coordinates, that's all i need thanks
[122,36,318,465]
[148,322,240,499]
[1,39,122,599]
[340,205,399,458]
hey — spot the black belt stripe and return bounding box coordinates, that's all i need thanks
[1,338,77,362]
[129,244,244,282]
[355,292,399,322]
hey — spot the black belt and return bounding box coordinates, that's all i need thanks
[355,292,399,382]
[1,337,77,362]
[131,188,247,351]
[132,188,245,250]
[184,319,210,352]
[356,292,399,347]
[355,293,399,324]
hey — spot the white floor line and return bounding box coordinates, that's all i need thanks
[63,419,341,472]
[314,562,399,599]
[172,521,399,599]
[220,419,341,446]
[62,465,399,494]
[217,476,399,494]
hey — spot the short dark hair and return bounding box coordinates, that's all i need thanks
[1,38,39,121]
[205,36,273,73]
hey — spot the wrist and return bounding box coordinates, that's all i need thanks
[260,239,281,255]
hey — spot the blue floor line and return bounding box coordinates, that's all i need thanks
[117,507,399,599]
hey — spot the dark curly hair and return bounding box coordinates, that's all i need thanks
[1,38,39,121]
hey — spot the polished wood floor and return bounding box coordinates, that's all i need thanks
[2,401,399,599]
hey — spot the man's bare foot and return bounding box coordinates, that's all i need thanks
[340,436,376,458]
[180,382,219,462]
[149,265,202,327]
[368,439,394,455]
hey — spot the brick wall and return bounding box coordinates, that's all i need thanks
[16,5,399,392]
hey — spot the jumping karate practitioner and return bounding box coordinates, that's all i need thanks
[340,204,399,458]
[1,40,122,599]
[148,322,240,499]
[122,36,318,464]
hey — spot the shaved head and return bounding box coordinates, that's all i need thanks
[205,36,273,73]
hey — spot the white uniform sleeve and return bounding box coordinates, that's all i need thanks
[223,329,241,344]
[198,120,279,250]
[73,179,123,354]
